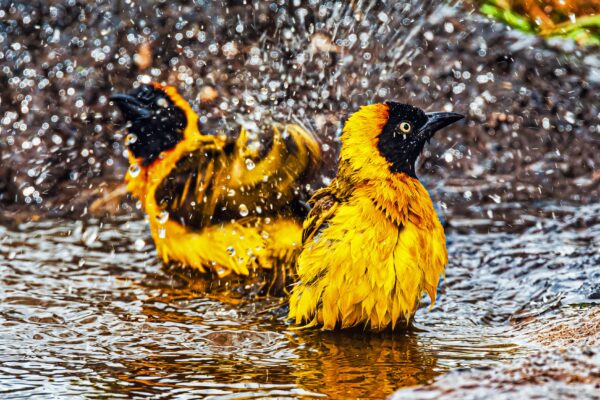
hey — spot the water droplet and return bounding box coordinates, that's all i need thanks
[443,151,454,163]
[134,239,145,251]
[22,186,35,196]
[564,111,575,124]
[227,188,236,197]
[125,133,137,145]
[128,163,140,178]
[135,200,143,209]
[158,228,166,239]
[261,230,269,239]
[82,226,99,247]
[245,158,255,170]
[226,246,235,256]
[156,210,169,224]
[489,194,502,204]
[239,204,249,217]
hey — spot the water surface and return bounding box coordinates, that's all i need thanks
[1,201,598,398]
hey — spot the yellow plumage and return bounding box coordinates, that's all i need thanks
[117,83,320,293]
[289,103,460,330]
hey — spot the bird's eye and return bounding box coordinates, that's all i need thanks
[399,121,412,133]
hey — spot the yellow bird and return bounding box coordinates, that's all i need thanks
[111,83,321,294]
[288,102,463,330]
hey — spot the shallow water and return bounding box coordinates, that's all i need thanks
[1,201,597,398]
[1,0,600,397]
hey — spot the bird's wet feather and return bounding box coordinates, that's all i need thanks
[289,103,458,330]
[116,83,321,294]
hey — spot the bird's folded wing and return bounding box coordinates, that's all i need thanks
[301,183,342,245]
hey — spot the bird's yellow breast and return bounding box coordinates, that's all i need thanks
[289,175,447,330]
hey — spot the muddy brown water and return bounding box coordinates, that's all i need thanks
[1,200,598,398]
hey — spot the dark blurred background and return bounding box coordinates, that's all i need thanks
[0,0,599,224]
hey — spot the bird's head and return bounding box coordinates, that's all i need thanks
[111,83,196,165]
[339,102,463,179]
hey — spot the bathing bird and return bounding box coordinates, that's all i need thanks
[288,102,463,330]
[111,83,320,294]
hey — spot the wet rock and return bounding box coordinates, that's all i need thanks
[530,307,600,348]
[390,345,600,400]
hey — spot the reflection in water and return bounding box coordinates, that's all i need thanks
[0,202,597,397]
[290,331,439,399]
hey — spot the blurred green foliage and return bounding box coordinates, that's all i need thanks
[480,0,600,46]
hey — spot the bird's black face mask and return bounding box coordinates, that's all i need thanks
[111,85,186,166]
[377,101,464,178]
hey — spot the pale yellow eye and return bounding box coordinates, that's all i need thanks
[399,121,412,133]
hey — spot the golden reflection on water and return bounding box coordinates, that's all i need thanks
[99,319,440,398]
[290,330,440,398]
[99,277,443,399]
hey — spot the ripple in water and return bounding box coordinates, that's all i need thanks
[0,202,598,398]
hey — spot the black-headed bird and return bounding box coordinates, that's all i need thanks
[288,102,463,330]
[111,83,321,294]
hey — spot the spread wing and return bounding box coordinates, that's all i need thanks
[227,123,321,212]
[154,123,321,230]
[301,182,341,245]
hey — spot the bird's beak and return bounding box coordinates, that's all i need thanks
[421,112,464,137]
[110,93,151,120]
